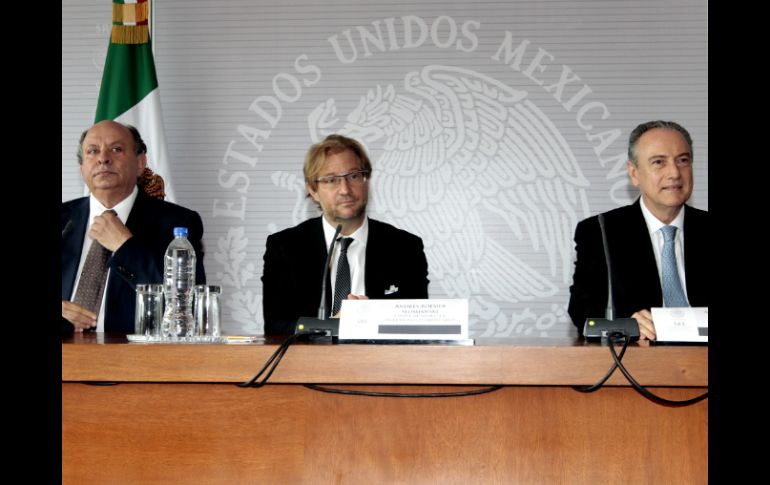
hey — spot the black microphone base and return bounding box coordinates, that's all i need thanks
[583,318,640,342]
[296,316,339,340]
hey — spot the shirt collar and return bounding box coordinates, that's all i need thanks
[88,185,138,225]
[321,216,369,248]
[639,197,685,236]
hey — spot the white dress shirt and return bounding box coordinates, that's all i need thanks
[321,217,369,299]
[71,186,139,331]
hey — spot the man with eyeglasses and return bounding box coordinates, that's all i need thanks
[261,134,429,334]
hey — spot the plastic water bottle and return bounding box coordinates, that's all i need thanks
[162,227,196,337]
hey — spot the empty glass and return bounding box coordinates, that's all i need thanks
[193,285,222,336]
[134,284,164,335]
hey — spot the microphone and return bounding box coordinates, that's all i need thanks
[295,223,343,338]
[583,214,640,341]
[62,220,74,238]
[599,214,615,321]
[318,223,343,319]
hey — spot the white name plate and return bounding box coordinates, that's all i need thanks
[338,299,469,341]
[651,307,708,343]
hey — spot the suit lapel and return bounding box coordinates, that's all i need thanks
[125,190,151,236]
[683,205,706,306]
[308,217,332,316]
[364,219,385,297]
[61,198,90,299]
[105,189,151,332]
[609,199,662,310]
[630,199,663,303]
[629,199,658,270]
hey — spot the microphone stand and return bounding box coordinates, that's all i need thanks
[295,223,343,338]
[583,214,640,341]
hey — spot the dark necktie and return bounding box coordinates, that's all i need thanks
[332,237,353,316]
[72,210,115,315]
[660,225,688,307]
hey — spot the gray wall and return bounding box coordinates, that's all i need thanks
[62,0,708,338]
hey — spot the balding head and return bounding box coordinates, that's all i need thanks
[77,120,146,165]
[78,120,147,207]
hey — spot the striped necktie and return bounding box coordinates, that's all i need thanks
[332,237,353,316]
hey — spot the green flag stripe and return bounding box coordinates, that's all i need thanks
[94,40,159,122]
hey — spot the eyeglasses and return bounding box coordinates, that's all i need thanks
[315,170,370,187]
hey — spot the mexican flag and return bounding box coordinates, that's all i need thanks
[94,0,175,202]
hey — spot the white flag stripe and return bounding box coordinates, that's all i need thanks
[115,88,175,202]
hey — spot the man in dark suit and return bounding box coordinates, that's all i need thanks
[262,134,429,334]
[568,120,708,340]
[62,120,206,334]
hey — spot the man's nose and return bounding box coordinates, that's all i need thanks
[337,177,352,193]
[97,148,112,164]
[665,159,681,178]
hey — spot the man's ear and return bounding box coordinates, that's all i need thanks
[307,183,320,203]
[137,153,148,173]
[626,160,639,187]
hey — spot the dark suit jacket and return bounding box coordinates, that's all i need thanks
[568,199,708,334]
[62,190,206,333]
[262,217,430,334]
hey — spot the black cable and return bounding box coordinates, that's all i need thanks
[238,330,326,388]
[606,332,708,407]
[238,331,501,396]
[573,335,630,393]
[303,383,503,398]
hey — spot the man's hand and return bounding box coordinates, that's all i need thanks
[331,294,369,318]
[90,211,132,252]
[631,309,656,340]
[62,300,96,332]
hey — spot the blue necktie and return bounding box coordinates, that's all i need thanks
[660,225,688,307]
[332,237,353,316]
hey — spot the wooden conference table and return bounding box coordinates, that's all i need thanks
[62,333,707,484]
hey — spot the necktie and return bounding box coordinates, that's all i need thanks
[660,225,688,307]
[332,237,353,316]
[72,210,115,315]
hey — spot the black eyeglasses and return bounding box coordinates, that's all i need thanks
[315,170,370,187]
